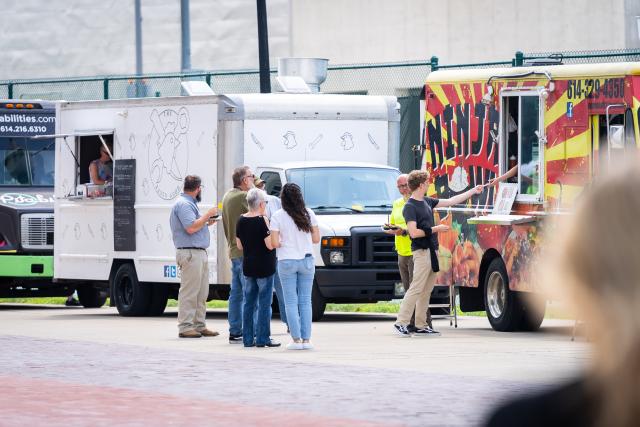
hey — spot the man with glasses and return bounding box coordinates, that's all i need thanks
[170,175,219,338]
[384,174,423,331]
[222,166,255,343]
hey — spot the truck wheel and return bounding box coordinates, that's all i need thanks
[519,295,546,331]
[113,263,150,316]
[77,287,108,308]
[311,282,326,322]
[146,284,169,316]
[484,258,523,332]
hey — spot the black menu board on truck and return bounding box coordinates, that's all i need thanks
[113,159,136,251]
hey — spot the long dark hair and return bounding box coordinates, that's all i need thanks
[280,183,312,233]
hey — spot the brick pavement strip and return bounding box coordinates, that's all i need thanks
[0,375,390,427]
[0,334,542,427]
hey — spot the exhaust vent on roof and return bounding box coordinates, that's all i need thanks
[277,58,328,93]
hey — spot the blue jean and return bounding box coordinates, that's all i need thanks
[272,266,287,325]
[278,256,315,340]
[243,275,274,346]
[228,257,245,336]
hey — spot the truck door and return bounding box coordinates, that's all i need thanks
[499,90,545,203]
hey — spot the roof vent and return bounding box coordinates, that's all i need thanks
[277,58,328,93]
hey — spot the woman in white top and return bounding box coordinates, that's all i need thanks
[270,183,320,350]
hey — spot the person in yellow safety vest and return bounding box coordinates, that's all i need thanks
[384,174,431,330]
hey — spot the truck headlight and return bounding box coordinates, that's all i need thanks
[321,236,350,266]
[329,251,345,265]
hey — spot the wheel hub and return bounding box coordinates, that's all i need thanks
[487,271,506,319]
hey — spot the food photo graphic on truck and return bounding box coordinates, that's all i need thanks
[421,62,639,331]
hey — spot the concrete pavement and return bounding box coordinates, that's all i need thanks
[0,304,590,426]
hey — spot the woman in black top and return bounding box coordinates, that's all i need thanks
[235,188,279,348]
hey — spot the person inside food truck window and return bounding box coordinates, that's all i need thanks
[489,97,540,195]
[89,142,113,185]
[488,107,519,188]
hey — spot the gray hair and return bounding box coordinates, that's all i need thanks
[246,188,266,211]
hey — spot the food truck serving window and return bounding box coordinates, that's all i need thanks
[70,133,114,199]
[500,91,544,203]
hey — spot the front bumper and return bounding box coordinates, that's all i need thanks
[0,254,53,278]
[314,268,399,301]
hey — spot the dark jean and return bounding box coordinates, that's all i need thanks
[242,274,275,346]
[228,257,245,336]
[278,255,315,340]
[272,265,287,325]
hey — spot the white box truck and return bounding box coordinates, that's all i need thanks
[52,92,411,319]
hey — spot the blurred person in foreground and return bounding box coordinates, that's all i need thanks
[486,160,640,427]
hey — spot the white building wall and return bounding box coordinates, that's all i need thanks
[290,0,629,65]
[0,0,291,80]
[0,0,636,80]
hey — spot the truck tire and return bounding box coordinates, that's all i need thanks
[146,284,169,316]
[311,282,326,322]
[484,258,524,332]
[112,263,150,316]
[519,295,546,331]
[77,286,108,308]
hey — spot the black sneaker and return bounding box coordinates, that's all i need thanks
[407,324,418,333]
[229,334,243,344]
[393,323,411,338]
[413,326,441,337]
[256,339,281,348]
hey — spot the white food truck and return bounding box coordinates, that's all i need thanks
[51,91,423,319]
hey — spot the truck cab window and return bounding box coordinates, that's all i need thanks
[0,137,54,186]
[260,171,282,196]
[1,138,29,185]
[598,113,627,172]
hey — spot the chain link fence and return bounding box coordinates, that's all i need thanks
[1,49,639,101]
[1,48,638,172]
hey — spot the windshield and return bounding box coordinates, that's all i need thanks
[0,137,55,186]
[286,167,399,212]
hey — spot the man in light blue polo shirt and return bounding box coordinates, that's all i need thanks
[170,175,219,338]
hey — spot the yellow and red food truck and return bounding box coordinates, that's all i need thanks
[423,62,640,331]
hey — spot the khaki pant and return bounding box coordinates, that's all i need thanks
[176,249,209,333]
[398,254,414,292]
[397,249,437,329]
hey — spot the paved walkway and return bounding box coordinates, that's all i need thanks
[0,305,590,426]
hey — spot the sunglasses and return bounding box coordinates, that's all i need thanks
[244,174,256,180]
[397,184,409,188]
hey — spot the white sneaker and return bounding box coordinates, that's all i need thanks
[302,341,314,350]
[286,341,304,350]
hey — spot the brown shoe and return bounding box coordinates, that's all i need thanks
[179,330,202,338]
[197,328,220,337]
